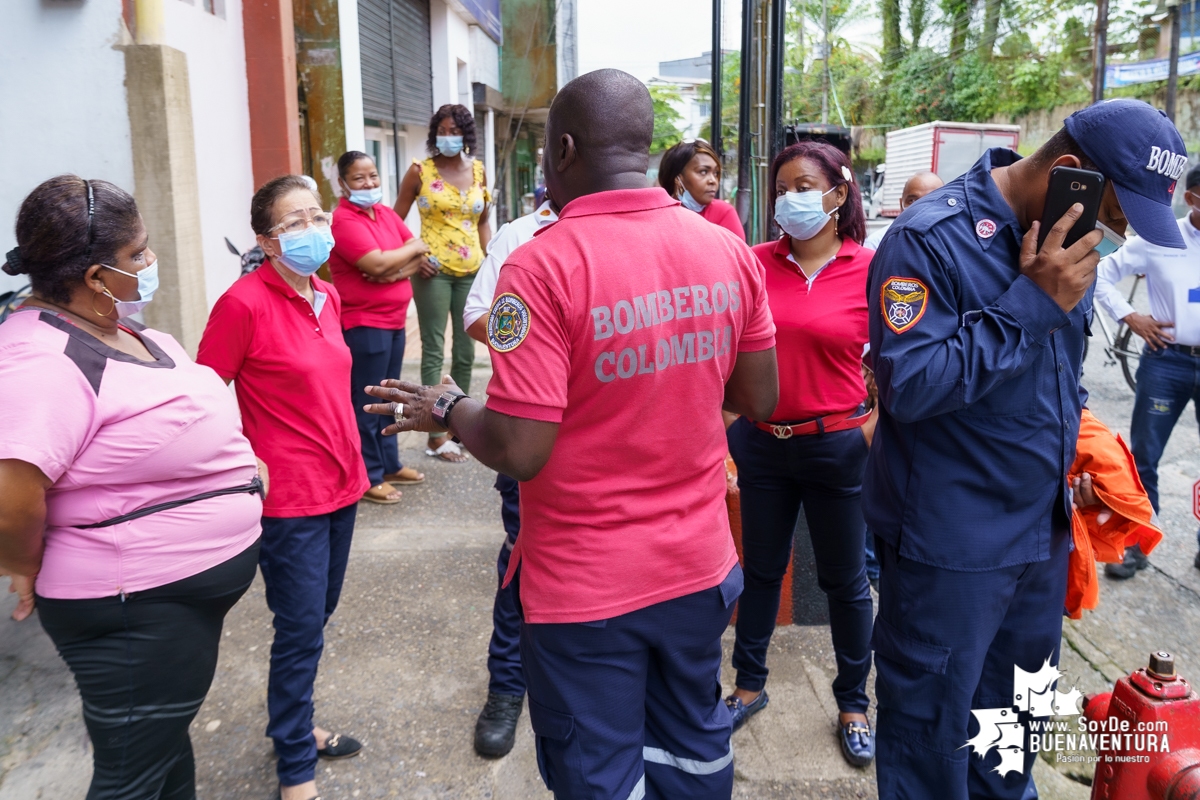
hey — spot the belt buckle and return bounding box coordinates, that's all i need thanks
[771,424,794,440]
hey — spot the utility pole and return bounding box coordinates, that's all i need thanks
[1093,0,1109,103]
[712,0,722,174]
[1167,0,1182,121]
[821,0,830,124]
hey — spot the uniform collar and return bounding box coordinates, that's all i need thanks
[771,234,862,262]
[557,187,677,221]
[534,200,559,226]
[338,195,378,217]
[963,147,1023,252]
[257,260,310,300]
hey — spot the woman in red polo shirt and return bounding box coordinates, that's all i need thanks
[197,176,370,800]
[657,138,744,240]
[331,151,430,504]
[724,141,876,768]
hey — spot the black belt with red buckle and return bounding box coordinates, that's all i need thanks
[753,408,870,439]
[1167,342,1200,357]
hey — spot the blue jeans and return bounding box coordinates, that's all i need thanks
[344,326,407,486]
[259,503,357,786]
[1130,345,1200,549]
[521,566,742,800]
[488,474,524,697]
[726,416,874,713]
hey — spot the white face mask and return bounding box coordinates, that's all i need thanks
[100,261,159,316]
[774,187,837,241]
[348,186,383,208]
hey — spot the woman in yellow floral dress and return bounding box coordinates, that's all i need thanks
[396,104,492,461]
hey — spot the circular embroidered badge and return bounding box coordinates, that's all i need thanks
[976,219,997,239]
[488,293,531,353]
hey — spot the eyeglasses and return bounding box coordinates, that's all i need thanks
[270,211,332,236]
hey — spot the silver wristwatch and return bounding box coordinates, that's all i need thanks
[431,390,467,429]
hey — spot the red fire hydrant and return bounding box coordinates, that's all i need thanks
[1083,651,1200,800]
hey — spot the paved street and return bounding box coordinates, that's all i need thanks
[3,277,1200,799]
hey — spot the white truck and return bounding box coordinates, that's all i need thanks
[876,121,1020,217]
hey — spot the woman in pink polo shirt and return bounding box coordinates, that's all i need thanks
[331,150,430,504]
[0,176,263,800]
[724,141,877,768]
[657,138,745,240]
[197,175,370,800]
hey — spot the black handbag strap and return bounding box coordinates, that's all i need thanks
[76,476,264,529]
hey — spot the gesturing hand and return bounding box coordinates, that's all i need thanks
[363,375,462,435]
[1020,203,1103,313]
[1122,312,1175,351]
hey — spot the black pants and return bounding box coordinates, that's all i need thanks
[36,541,260,800]
[727,416,873,713]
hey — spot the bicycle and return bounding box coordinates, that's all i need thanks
[1088,274,1144,393]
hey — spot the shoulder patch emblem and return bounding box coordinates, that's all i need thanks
[976,219,997,239]
[488,293,531,352]
[881,277,929,335]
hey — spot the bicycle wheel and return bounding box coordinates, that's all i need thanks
[1114,326,1141,393]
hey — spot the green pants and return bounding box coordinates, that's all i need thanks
[411,270,477,394]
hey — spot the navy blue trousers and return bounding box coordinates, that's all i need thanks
[1130,345,1200,548]
[727,417,874,713]
[521,566,743,800]
[259,503,357,786]
[344,326,406,486]
[872,526,1070,800]
[488,473,524,697]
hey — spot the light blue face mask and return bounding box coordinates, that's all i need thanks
[101,260,159,316]
[437,135,465,157]
[679,187,706,213]
[775,187,837,241]
[348,186,383,208]
[276,226,334,276]
[1094,221,1126,258]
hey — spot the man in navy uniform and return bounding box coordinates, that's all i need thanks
[865,99,1187,799]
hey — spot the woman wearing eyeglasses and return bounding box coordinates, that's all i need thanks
[197,175,370,800]
[657,138,745,240]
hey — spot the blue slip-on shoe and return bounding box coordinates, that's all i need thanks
[839,719,875,767]
[725,690,769,732]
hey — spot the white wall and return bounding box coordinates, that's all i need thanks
[0,0,135,295]
[468,25,499,90]
[429,0,472,109]
[339,0,366,154]
[162,0,256,308]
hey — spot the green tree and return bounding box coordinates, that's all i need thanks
[648,84,684,154]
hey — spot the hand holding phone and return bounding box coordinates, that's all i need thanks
[1020,202,1104,313]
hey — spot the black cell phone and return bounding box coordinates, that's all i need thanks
[1037,167,1105,250]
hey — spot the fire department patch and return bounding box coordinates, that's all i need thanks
[976,219,997,239]
[881,277,929,335]
[488,293,531,353]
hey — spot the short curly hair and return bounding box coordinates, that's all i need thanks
[426,104,477,156]
[5,175,141,304]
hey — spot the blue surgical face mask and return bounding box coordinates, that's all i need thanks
[437,135,465,157]
[348,186,383,208]
[101,260,159,316]
[1094,221,1126,258]
[679,186,706,213]
[276,226,334,276]
[775,187,837,241]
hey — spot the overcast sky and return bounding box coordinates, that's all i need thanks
[577,0,742,81]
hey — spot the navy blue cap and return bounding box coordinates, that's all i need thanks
[1064,99,1188,249]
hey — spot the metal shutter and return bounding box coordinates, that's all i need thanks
[358,0,433,126]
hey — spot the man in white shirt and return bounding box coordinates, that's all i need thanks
[462,197,558,758]
[862,172,944,250]
[1095,164,1200,577]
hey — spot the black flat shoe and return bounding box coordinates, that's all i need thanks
[316,732,362,759]
[725,690,769,732]
[1104,544,1149,580]
[474,693,524,758]
[839,719,875,767]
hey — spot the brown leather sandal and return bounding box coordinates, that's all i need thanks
[383,466,425,485]
[362,482,401,504]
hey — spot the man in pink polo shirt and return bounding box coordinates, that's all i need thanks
[365,69,778,800]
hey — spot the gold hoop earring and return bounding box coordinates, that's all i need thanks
[92,290,117,317]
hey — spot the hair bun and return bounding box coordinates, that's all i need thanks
[2,247,26,276]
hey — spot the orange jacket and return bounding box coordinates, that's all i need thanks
[1066,409,1162,619]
